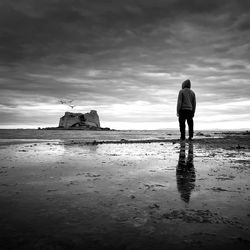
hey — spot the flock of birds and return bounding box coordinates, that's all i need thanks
[59,99,75,109]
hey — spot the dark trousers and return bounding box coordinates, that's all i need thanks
[179,110,194,140]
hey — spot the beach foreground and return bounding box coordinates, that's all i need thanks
[0,133,250,249]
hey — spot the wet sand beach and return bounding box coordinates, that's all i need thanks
[0,133,250,249]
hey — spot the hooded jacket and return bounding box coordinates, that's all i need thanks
[177,79,196,115]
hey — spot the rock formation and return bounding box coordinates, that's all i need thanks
[59,110,101,129]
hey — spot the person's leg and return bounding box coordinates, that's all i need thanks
[187,111,194,139]
[179,111,186,140]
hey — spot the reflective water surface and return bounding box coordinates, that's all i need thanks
[0,140,249,249]
[176,142,196,203]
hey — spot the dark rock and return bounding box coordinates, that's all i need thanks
[44,110,112,130]
[59,110,100,129]
[196,132,204,136]
[120,139,128,142]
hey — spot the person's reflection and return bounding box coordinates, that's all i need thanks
[176,141,196,203]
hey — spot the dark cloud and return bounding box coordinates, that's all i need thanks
[0,0,250,128]
[1,0,248,64]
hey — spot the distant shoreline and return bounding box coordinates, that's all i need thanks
[0,132,249,148]
[0,128,249,131]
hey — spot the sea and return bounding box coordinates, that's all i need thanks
[0,129,228,145]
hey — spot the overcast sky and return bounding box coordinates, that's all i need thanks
[0,0,250,130]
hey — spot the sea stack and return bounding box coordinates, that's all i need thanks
[59,110,101,129]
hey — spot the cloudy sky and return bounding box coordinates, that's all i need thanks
[0,0,250,130]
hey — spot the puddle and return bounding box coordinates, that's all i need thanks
[0,140,249,249]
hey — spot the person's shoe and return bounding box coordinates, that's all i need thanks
[180,137,186,142]
[188,137,193,142]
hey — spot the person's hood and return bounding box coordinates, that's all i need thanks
[182,79,191,89]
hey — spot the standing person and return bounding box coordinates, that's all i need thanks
[177,79,196,141]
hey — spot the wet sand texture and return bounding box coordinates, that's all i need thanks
[0,134,250,249]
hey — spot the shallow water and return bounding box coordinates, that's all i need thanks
[0,129,225,145]
[0,140,249,249]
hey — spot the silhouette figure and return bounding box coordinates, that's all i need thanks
[176,142,196,203]
[177,79,196,141]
